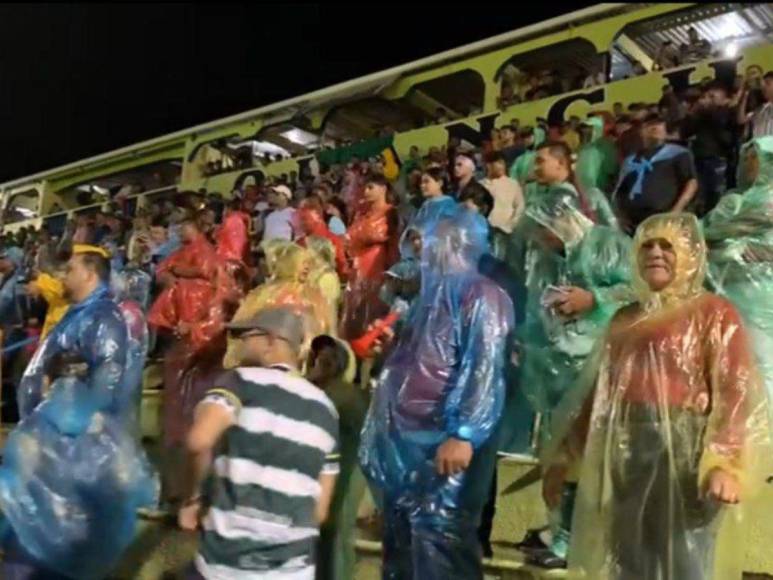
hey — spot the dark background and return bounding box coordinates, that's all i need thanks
[0,3,587,182]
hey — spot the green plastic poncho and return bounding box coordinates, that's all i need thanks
[519,190,632,422]
[546,213,771,580]
[509,127,546,188]
[576,116,619,195]
[705,136,773,425]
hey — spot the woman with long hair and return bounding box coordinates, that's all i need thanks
[340,173,400,341]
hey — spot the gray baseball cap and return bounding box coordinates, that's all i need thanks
[226,307,305,351]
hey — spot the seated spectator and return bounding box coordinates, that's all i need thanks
[263,185,296,241]
[613,102,625,118]
[524,75,542,101]
[435,107,450,124]
[654,39,681,70]
[582,68,605,88]
[681,27,712,63]
[614,113,698,234]
[498,81,519,110]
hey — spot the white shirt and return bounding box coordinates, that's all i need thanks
[752,102,773,139]
[482,176,525,234]
[263,207,296,241]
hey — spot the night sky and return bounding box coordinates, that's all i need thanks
[0,3,589,182]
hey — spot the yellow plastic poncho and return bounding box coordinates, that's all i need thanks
[223,241,334,368]
[549,213,770,580]
[33,272,70,339]
[305,235,342,332]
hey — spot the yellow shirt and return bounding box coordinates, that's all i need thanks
[34,273,70,338]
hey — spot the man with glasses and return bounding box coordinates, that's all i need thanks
[179,307,339,580]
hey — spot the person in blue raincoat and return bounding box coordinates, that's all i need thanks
[704,136,773,427]
[0,245,157,580]
[359,208,514,580]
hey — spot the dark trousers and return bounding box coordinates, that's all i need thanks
[382,501,483,580]
[610,414,720,580]
[695,156,728,216]
[477,465,497,556]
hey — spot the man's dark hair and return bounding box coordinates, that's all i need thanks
[309,335,349,378]
[327,197,348,221]
[459,182,494,218]
[150,216,167,228]
[78,252,111,284]
[642,112,666,126]
[519,126,535,138]
[536,140,573,164]
[484,151,506,165]
[763,71,773,81]
[364,173,390,189]
[421,166,448,188]
[707,81,728,95]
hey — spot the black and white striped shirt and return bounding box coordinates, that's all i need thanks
[195,365,339,580]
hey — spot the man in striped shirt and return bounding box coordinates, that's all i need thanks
[179,307,339,580]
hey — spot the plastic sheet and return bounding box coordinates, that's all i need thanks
[305,235,342,334]
[2,284,157,579]
[223,242,334,368]
[359,208,514,579]
[547,213,771,580]
[148,232,223,351]
[339,202,399,340]
[705,136,773,428]
[519,190,632,418]
[295,207,349,280]
[148,234,229,447]
[112,265,152,312]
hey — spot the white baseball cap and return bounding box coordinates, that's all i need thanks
[271,185,293,201]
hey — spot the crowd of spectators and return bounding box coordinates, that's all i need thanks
[0,61,770,577]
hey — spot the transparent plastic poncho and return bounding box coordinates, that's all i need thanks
[2,284,158,579]
[359,207,514,507]
[223,241,334,368]
[519,190,632,417]
[705,137,773,425]
[576,115,619,195]
[547,213,771,580]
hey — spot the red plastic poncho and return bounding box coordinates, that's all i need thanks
[215,210,250,264]
[340,203,399,340]
[148,233,223,352]
[295,208,349,281]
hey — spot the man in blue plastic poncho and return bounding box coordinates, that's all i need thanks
[517,191,632,568]
[359,208,514,579]
[704,136,773,427]
[1,245,156,580]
